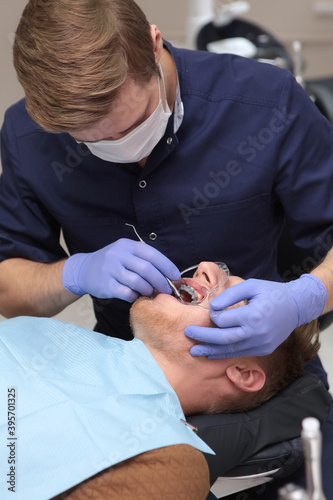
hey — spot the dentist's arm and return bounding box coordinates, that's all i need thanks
[0,258,77,318]
[185,249,332,359]
[311,246,333,313]
[0,239,180,319]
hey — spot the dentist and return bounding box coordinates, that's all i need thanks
[0,0,332,364]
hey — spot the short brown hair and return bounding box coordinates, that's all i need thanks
[13,0,159,132]
[210,320,321,414]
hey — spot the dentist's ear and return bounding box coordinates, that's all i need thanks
[150,25,163,63]
[225,363,266,392]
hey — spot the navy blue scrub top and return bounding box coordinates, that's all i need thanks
[1,42,333,338]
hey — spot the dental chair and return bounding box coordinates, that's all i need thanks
[196,18,294,73]
[196,15,333,127]
[187,371,331,499]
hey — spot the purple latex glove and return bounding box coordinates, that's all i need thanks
[62,238,180,302]
[185,274,327,358]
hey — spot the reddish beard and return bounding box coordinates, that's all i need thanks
[129,296,195,361]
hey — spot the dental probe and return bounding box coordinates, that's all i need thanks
[163,277,182,299]
[125,223,182,299]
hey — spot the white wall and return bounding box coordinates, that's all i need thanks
[240,0,333,79]
[0,0,27,126]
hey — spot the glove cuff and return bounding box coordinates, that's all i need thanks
[62,253,90,296]
[288,274,327,326]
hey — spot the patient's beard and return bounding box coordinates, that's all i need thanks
[130,297,192,362]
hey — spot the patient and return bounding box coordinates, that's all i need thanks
[0,262,320,500]
[130,261,320,415]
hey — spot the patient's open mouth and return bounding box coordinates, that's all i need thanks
[178,284,198,302]
[172,279,205,303]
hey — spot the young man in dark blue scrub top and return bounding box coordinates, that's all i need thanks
[1,1,333,497]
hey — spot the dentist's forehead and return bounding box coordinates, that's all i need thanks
[71,76,158,142]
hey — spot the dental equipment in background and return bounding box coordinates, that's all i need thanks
[194,2,333,125]
[302,418,327,500]
[278,417,327,500]
[125,223,182,299]
[278,484,309,500]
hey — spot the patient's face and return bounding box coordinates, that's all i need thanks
[130,262,244,359]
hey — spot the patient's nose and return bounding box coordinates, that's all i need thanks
[195,262,220,288]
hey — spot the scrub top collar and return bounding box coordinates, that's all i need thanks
[163,41,184,134]
[173,75,184,133]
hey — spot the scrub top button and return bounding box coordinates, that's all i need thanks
[149,233,157,241]
[139,180,147,188]
[167,137,173,145]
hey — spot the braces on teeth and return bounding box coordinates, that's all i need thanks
[178,284,199,302]
[173,262,229,307]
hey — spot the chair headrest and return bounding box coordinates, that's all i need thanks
[187,372,331,484]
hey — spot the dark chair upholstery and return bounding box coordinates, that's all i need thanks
[305,77,333,124]
[196,18,294,73]
[187,373,331,489]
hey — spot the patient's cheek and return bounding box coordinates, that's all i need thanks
[228,299,248,310]
[225,277,247,310]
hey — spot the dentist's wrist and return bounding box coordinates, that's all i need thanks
[287,274,327,326]
[62,253,91,295]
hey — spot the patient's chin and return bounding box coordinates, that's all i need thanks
[130,296,172,346]
[130,296,192,360]
[130,297,152,340]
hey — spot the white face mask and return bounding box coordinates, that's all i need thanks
[82,67,172,163]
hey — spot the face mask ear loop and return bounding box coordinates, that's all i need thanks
[158,63,170,113]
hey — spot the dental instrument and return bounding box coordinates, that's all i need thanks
[125,224,230,307]
[278,484,309,499]
[302,417,327,500]
[278,417,326,500]
[125,223,182,299]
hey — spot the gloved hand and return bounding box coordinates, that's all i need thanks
[62,238,180,302]
[185,274,327,358]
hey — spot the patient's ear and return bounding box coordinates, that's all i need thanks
[226,363,266,393]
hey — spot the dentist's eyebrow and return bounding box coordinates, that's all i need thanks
[118,108,148,135]
[73,106,149,143]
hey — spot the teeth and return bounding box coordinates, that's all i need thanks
[178,284,198,301]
